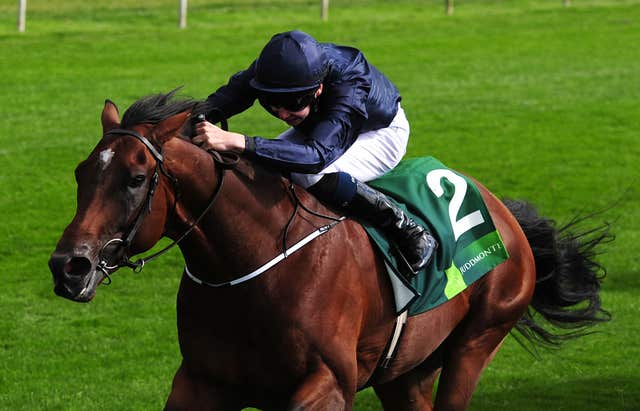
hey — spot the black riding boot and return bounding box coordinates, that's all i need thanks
[347,181,438,275]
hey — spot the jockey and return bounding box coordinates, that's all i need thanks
[193,30,437,275]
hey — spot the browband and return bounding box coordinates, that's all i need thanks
[104,128,164,162]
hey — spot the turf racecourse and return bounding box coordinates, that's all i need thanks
[1,0,638,409]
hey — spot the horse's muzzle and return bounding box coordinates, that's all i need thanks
[49,251,99,302]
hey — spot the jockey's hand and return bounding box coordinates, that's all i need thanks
[191,121,245,153]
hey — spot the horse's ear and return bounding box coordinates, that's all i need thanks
[102,99,120,133]
[152,111,191,144]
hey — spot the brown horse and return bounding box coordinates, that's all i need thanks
[49,92,610,410]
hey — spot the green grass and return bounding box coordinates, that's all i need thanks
[1,0,639,409]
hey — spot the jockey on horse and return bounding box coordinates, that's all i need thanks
[192,29,437,275]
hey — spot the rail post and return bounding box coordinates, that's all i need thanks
[446,0,454,15]
[179,0,187,29]
[18,0,27,32]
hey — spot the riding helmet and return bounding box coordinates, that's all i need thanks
[250,30,328,93]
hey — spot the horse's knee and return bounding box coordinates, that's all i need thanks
[374,367,438,411]
[165,370,186,410]
[165,365,194,409]
[288,393,345,411]
[165,364,238,411]
[288,365,350,411]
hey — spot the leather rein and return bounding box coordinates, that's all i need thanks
[96,125,238,282]
[96,117,343,288]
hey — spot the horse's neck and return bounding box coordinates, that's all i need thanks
[165,142,298,282]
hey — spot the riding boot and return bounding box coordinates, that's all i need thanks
[346,181,438,275]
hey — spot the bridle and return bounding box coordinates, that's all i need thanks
[94,116,342,289]
[96,125,237,282]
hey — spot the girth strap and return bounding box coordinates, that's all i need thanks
[380,311,408,369]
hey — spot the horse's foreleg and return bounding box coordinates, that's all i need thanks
[287,363,351,411]
[164,363,240,411]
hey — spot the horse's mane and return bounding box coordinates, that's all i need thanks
[118,89,295,196]
[121,88,206,129]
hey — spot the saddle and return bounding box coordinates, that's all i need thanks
[361,157,510,315]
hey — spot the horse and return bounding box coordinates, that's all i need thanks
[49,92,611,410]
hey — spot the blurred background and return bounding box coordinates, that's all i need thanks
[0,1,638,409]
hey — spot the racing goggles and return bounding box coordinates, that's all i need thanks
[258,89,318,112]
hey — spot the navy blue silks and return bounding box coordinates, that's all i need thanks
[205,31,401,174]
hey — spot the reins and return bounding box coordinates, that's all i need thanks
[95,121,344,288]
[96,125,239,280]
[125,149,239,271]
[283,184,343,257]
[185,185,345,288]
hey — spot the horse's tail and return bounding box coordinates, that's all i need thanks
[503,199,613,348]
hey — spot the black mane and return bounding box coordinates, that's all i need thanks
[121,88,204,129]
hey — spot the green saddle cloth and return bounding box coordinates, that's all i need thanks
[362,157,509,316]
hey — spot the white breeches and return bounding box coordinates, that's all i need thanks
[277,103,410,188]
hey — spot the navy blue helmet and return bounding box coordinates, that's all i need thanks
[250,30,328,93]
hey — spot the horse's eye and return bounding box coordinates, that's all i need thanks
[128,174,146,188]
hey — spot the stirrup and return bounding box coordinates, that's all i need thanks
[392,236,437,280]
[393,243,419,279]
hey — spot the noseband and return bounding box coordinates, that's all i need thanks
[96,127,237,281]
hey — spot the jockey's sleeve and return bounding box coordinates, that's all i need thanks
[245,106,366,174]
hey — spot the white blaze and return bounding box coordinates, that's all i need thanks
[98,148,115,170]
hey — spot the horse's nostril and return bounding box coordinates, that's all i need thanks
[64,256,93,277]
